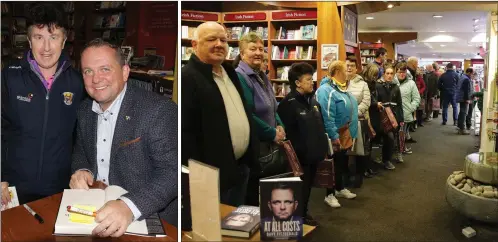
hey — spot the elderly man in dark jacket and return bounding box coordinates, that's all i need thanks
[438,63,460,125]
[456,68,474,134]
[424,64,439,121]
[182,21,259,207]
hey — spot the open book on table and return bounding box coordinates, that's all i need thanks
[54,185,166,237]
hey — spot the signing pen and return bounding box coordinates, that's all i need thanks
[67,205,97,217]
[23,204,44,224]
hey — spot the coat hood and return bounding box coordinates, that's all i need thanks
[349,74,364,83]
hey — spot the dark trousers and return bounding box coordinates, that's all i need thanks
[326,150,348,196]
[466,102,473,129]
[221,163,250,207]
[458,102,469,130]
[416,110,424,125]
[442,95,458,123]
[381,131,394,162]
[18,192,46,205]
[300,162,318,216]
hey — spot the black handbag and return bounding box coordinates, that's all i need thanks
[258,141,286,178]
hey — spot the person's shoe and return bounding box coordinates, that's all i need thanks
[396,153,404,163]
[467,127,471,131]
[324,194,341,208]
[403,147,413,154]
[419,123,424,127]
[367,168,379,175]
[384,161,396,170]
[442,122,447,125]
[406,138,417,143]
[373,157,382,164]
[304,214,319,226]
[364,171,374,178]
[454,121,457,126]
[335,189,357,199]
[458,129,470,135]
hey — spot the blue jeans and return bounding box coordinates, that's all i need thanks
[220,163,250,207]
[442,94,458,123]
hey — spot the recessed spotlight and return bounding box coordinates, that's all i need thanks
[438,30,446,33]
[474,18,479,23]
[433,15,443,18]
[410,45,416,47]
[432,54,436,55]
[387,4,394,8]
[366,16,374,20]
[463,54,467,55]
[440,44,446,47]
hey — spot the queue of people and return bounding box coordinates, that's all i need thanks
[182,21,478,227]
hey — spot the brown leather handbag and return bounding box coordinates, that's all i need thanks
[338,94,355,150]
[380,106,399,133]
[280,140,304,177]
[313,158,335,188]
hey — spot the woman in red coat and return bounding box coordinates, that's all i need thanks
[415,70,426,127]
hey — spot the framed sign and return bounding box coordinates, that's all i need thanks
[321,44,339,70]
[343,7,358,47]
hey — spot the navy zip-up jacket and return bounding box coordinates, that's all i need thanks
[438,69,459,98]
[1,51,85,200]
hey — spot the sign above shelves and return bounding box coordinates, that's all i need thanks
[272,10,317,20]
[181,11,219,21]
[224,12,267,22]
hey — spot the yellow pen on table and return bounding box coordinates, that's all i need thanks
[67,205,97,217]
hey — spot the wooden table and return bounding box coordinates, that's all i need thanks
[181,204,316,241]
[1,193,178,241]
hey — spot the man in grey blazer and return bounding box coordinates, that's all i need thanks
[69,38,177,237]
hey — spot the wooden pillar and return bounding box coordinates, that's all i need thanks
[317,2,346,81]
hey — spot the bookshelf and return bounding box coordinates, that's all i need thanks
[180,9,320,99]
[359,42,384,66]
[90,1,127,46]
[180,10,221,64]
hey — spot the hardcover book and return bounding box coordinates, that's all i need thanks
[221,205,260,238]
[54,186,166,237]
[259,175,303,241]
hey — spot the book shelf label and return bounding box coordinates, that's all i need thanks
[224,12,266,21]
[272,11,317,20]
[360,43,384,49]
[345,45,355,53]
[181,11,218,21]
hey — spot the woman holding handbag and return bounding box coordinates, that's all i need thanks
[316,60,359,208]
[235,32,286,206]
[345,56,372,187]
[375,65,405,168]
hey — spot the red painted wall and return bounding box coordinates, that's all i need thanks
[126,2,177,70]
[471,59,485,65]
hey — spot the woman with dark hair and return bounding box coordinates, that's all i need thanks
[277,62,328,226]
[375,64,404,168]
[316,60,359,208]
[235,32,285,206]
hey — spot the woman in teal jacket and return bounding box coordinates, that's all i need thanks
[316,60,359,208]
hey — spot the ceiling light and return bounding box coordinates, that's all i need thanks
[440,44,446,47]
[463,54,467,55]
[474,18,479,23]
[433,15,443,18]
[387,4,394,8]
[366,16,374,20]
[438,30,446,33]
[432,54,436,55]
[410,45,415,47]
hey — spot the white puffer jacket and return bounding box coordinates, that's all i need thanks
[347,74,371,118]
